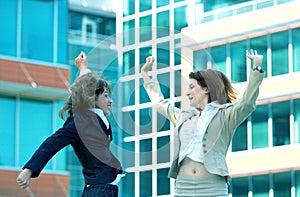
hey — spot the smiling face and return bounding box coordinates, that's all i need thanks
[96,88,113,116]
[186,78,209,110]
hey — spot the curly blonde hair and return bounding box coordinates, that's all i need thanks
[59,73,111,120]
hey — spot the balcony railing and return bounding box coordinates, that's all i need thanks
[68,29,116,48]
[197,0,296,24]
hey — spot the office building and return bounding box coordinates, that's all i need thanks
[117,0,300,196]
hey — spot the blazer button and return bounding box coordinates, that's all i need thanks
[203,144,206,147]
[203,150,207,154]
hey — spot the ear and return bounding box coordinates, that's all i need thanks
[203,87,209,93]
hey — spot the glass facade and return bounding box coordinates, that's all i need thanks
[1,0,67,63]
[118,1,300,196]
[1,0,300,196]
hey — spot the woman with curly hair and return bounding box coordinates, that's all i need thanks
[16,52,123,197]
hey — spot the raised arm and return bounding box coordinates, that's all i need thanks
[75,51,91,76]
[141,56,181,124]
[227,49,265,133]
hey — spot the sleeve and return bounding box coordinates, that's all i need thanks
[143,78,181,125]
[227,70,265,132]
[23,118,80,178]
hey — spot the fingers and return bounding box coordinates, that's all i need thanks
[146,56,155,63]
[246,49,258,57]
[75,51,87,69]
[16,177,30,189]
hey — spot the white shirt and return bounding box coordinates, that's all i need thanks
[89,108,110,129]
[178,102,216,165]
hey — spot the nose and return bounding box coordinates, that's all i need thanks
[186,89,191,97]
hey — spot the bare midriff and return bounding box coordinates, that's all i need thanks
[178,157,218,178]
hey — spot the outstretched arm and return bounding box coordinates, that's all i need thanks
[75,51,91,76]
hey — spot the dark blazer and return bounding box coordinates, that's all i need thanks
[23,110,122,185]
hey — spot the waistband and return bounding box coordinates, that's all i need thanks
[85,183,118,189]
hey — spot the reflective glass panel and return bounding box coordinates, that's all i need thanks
[274,172,291,197]
[157,168,170,195]
[293,28,300,72]
[230,41,247,82]
[140,139,152,166]
[272,101,290,146]
[157,11,170,38]
[271,31,288,76]
[252,104,269,149]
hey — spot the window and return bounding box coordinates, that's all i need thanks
[121,111,135,137]
[174,6,187,32]
[210,45,227,74]
[140,15,152,42]
[122,79,135,106]
[232,119,247,151]
[157,11,170,38]
[21,0,54,61]
[140,139,152,166]
[230,41,247,82]
[252,174,269,197]
[296,171,300,197]
[123,50,135,75]
[273,172,291,197]
[121,141,135,167]
[157,73,170,99]
[140,0,152,12]
[123,0,135,16]
[0,96,16,166]
[19,98,53,169]
[140,108,152,134]
[157,0,169,8]
[0,0,17,56]
[271,31,289,76]
[140,170,152,196]
[122,172,135,197]
[157,42,170,69]
[293,28,300,72]
[157,136,170,163]
[193,49,210,70]
[123,20,135,46]
[252,105,269,149]
[272,101,290,146]
[231,177,248,197]
[250,36,268,77]
[294,99,300,143]
[157,168,170,195]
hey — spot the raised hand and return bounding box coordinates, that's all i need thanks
[246,49,263,69]
[75,51,88,71]
[74,51,91,76]
[141,56,155,82]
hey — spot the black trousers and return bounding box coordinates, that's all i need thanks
[82,183,118,197]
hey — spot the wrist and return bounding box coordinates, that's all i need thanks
[253,65,263,73]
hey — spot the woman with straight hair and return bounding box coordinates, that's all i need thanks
[141,49,264,196]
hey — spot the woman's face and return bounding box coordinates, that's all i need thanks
[96,88,113,116]
[186,78,209,110]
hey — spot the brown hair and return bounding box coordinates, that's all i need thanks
[189,69,237,104]
[59,72,111,120]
